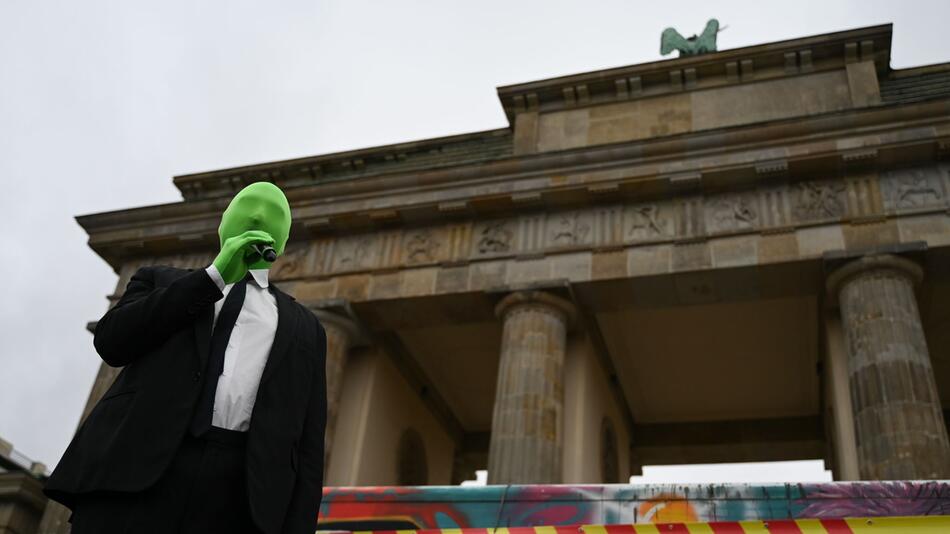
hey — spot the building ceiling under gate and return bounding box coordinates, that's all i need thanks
[597,295,821,424]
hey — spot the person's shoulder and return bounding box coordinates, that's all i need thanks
[155,264,192,275]
[133,264,190,274]
[269,285,325,336]
[131,264,192,284]
[295,302,324,330]
[294,303,327,343]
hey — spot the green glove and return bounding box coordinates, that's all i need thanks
[212,230,276,284]
[211,182,293,285]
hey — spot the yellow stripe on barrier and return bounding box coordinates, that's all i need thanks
[733,522,769,534]
[684,523,715,534]
[792,518,830,534]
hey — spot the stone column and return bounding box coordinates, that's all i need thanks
[311,309,360,469]
[487,290,575,484]
[827,254,950,479]
[823,311,860,480]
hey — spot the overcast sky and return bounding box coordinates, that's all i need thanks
[1,1,948,480]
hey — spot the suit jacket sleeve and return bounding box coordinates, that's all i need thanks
[93,266,223,367]
[283,314,328,534]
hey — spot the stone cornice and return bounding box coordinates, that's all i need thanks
[172,128,512,201]
[496,24,892,122]
[888,62,950,80]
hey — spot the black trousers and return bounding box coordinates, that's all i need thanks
[69,427,262,534]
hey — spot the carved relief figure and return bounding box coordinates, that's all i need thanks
[551,212,591,246]
[336,236,374,270]
[477,221,513,254]
[271,244,309,279]
[709,194,757,232]
[626,204,672,240]
[892,170,943,208]
[794,181,846,220]
[405,231,440,263]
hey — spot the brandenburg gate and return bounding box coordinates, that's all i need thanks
[74,23,950,486]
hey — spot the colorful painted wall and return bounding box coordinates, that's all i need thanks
[318,482,950,529]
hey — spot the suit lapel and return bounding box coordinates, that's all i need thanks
[260,284,298,385]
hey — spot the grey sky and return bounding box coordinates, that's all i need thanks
[1,0,947,479]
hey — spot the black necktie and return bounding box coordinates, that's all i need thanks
[190,274,251,436]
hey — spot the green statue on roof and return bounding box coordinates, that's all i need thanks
[661,19,722,57]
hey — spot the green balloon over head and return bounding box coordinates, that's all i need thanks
[212,182,292,282]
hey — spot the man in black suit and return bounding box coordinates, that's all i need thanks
[45,182,327,534]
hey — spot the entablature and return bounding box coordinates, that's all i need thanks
[113,160,950,312]
[78,97,950,270]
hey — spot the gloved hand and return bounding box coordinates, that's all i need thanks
[212,230,275,284]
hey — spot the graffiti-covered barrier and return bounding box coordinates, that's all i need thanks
[317,483,950,530]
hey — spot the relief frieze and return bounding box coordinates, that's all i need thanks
[623,203,675,243]
[271,243,312,280]
[706,192,758,233]
[404,229,442,264]
[159,166,945,282]
[881,168,946,211]
[547,211,593,248]
[333,234,378,271]
[793,181,847,221]
[474,219,516,256]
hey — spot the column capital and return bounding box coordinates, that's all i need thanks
[310,308,359,337]
[494,290,576,326]
[826,253,923,296]
[307,302,368,347]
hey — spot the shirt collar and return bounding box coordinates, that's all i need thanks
[249,269,269,288]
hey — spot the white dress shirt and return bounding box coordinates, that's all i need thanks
[204,264,278,432]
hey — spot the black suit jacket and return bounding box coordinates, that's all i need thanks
[44,266,327,534]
